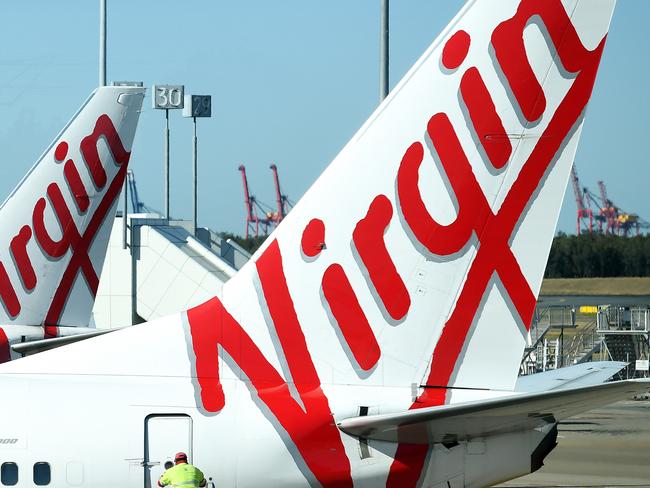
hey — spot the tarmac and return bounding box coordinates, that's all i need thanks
[497,399,650,487]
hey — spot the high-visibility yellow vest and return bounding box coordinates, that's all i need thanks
[158,463,205,487]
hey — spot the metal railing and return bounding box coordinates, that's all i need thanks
[521,306,577,374]
[563,318,599,365]
[598,306,650,333]
[631,308,650,332]
[547,306,575,328]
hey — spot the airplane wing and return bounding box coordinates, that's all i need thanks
[515,361,627,392]
[338,380,650,444]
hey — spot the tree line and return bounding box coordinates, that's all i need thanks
[545,233,650,278]
[222,231,650,278]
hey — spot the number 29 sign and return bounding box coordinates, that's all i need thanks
[152,85,185,110]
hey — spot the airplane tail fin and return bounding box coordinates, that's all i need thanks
[0,85,144,329]
[187,0,616,407]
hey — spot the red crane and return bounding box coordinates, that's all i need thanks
[569,166,649,237]
[238,164,294,238]
[570,165,593,235]
[239,165,271,239]
[269,164,291,224]
[593,179,648,236]
[573,174,649,237]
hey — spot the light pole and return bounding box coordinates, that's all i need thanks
[152,85,185,219]
[192,116,197,233]
[379,0,389,102]
[183,95,212,236]
[99,0,106,87]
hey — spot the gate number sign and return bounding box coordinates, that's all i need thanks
[183,95,212,118]
[152,85,185,110]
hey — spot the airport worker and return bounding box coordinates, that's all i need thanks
[158,452,207,488]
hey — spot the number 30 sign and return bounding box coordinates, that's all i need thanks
[152,85,185,110]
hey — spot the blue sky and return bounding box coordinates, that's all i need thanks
[0,1,648,236]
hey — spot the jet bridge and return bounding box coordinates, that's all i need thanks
[92,215,250,329]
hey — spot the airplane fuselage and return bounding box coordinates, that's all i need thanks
[0,316,553,488]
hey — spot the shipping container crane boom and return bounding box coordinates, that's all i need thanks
[239,165,273,239]
[239,165,257,239]
[571,165,586,214]
[269,164,285,222]
[597,180,617,234]
[571,165,593,234]
[239,165,255,224]
[597,180,609,205]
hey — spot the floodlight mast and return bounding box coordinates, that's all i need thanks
[165,109,170,219]
[182,95,212,236]
[99,0,106,87]
[193,116,198,234]
[122,178,128,250]
[153,85,185,220]
[379,0,389,101]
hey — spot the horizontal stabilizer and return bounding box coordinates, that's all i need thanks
[338,380,650,444]
[11,328,118,356]
[515,361,627,392]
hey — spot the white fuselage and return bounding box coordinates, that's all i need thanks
[0,315,551,488]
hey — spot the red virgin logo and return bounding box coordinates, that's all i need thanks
[186,1,611,486]
[0,114,130,332]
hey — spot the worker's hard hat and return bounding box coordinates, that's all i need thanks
[174,452,188,462]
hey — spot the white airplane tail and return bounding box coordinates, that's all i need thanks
[185,0,615,414]
[0,85,144,331]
